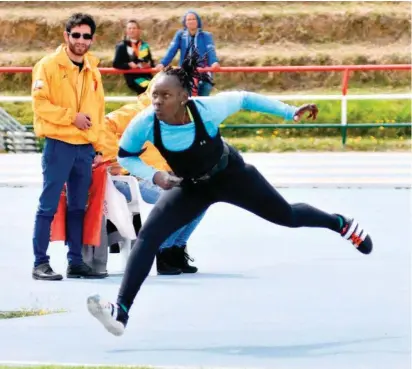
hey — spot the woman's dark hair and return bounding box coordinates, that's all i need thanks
[66,13,96,35]
[126,19,140,28]
[163,47,213,95]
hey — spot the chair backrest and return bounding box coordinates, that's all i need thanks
[110,174,154,224]
[133,178,154,224]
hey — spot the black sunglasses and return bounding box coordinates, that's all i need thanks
[68,32,93,40]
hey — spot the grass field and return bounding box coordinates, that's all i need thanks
[0,309,64,319]
[227,136,411,152]
[1,88,410,139]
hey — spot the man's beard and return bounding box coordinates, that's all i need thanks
[68,41,90,56]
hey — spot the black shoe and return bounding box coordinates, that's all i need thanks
[156,248,182,275]
[173,246,198,274]
[338,215,373,255]
[32,263,63,281]
[95,271,109,278]
[67,262,107,279]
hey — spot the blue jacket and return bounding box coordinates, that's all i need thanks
[160,10,218,67]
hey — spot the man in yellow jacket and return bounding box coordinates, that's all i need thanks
[32,13,106,281]
[102,81,204,275]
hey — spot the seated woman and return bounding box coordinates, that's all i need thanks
[113,19,155,95]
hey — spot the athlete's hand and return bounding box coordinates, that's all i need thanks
[153,171,183,190]
[293,104,318,122]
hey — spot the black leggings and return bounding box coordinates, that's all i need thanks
[117,149,341,311]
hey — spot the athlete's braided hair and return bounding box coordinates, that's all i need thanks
[163,47,214,95]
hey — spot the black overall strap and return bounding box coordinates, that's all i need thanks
[153,113,162,149]
[186,100,211,142]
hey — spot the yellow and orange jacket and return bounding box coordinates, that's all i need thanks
[32,44,105,153]
[103,78,171,172]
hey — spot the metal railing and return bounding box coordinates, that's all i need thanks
[0,130,40,153]
[0,64,410,145]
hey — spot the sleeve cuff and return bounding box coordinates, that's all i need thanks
[68,108,76,125]
[288,106,299,121]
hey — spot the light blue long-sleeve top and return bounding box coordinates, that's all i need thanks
[118,91,298,181]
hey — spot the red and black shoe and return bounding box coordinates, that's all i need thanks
[339,216,373,255]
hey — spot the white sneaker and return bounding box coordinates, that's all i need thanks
[87,294,125,336]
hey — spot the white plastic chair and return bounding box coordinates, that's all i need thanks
[113,175,155,224]
[108,175,154,272]
[112,175,141,214]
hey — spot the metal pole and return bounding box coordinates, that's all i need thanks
[341,96,348,146]
[341,69,350,146]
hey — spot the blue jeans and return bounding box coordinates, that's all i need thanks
[115,179,205,249]
[113,180,132,202]
[33,138,95,267]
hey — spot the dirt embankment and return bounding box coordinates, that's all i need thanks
[0,1,410,92]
